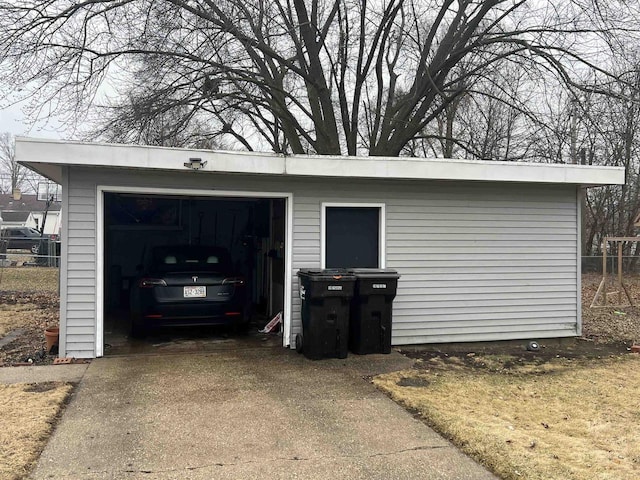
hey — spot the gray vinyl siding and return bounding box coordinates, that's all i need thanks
[385,187,578,344]
[62,166,578,357]
[63,168,99,357]
[290,183,578,345]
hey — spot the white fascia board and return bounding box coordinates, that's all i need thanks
[16,138,284,176]
[285,155,625,186]
[16,137,625,186]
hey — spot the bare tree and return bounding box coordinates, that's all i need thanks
[526,61,640,256]
[408,59,543,160]
[0,132,30,194]
[0,1,635,155]
[93,101,221,149]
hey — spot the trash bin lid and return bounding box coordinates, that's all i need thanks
[347,268,400,279]
[297,268,356,280]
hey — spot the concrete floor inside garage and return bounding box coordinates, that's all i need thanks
[103,312,284,356]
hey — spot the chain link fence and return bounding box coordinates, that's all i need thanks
[582,256,640,274]
[0,239,61,268]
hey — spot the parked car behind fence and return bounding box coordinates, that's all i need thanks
[1,226,48,253]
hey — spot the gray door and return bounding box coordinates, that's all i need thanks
[325,207,379,268]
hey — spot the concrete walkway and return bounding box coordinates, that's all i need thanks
[30,348,496,479]
[0,363,88,385]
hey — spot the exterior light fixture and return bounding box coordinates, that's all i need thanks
[184,157,207,170]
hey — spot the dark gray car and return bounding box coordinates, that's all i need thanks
[1,226,44,253]
[129,245,250,337]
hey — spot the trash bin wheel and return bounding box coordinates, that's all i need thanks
[295,333,303,353]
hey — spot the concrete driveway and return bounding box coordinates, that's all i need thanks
[31,347,496,479]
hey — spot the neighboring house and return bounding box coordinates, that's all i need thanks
[16,138,625,359]
[28,210,62,237]
[0,210,32,228]
[0,193,62,236]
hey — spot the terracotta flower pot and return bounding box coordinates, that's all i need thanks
[45,326,60,354]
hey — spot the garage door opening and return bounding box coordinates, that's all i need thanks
[101,191,288,355]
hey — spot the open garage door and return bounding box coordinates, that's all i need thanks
[100,190,288,355]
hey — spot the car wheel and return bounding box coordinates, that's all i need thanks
[295,333,303,353]
[31,243,40,254]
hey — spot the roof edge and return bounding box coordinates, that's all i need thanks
[15,137,625,186]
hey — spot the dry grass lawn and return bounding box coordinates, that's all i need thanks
[0,268,59,293]
[0,303,40,338]
[0,382,73,480]
[375,355,640,480]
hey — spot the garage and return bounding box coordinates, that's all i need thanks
[101,190,287,354]
[16,138,625,359]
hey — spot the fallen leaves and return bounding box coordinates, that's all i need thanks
[0,289,60,366]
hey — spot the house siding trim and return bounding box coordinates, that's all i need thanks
[59,167,70,356]
[95,187,104,357]
[576,186,583,336]
[94,185,294,354]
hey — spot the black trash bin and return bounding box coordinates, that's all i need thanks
[348,268,400,354]
[296,269,356,360]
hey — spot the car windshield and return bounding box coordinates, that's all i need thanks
[149,246,232,273]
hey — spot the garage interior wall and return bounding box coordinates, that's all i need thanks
[62,166,579,358]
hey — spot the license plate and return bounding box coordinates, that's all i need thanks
[184,286,206,298]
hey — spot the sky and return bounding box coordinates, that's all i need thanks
[0,97,66,193]
[0,100,64,140]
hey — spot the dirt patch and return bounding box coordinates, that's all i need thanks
[0,291,60,366]
[22,382,60,393]
[396,376,430,387]
[582,273,640,344]
[400,337,633,374]
[0,382,73,480]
